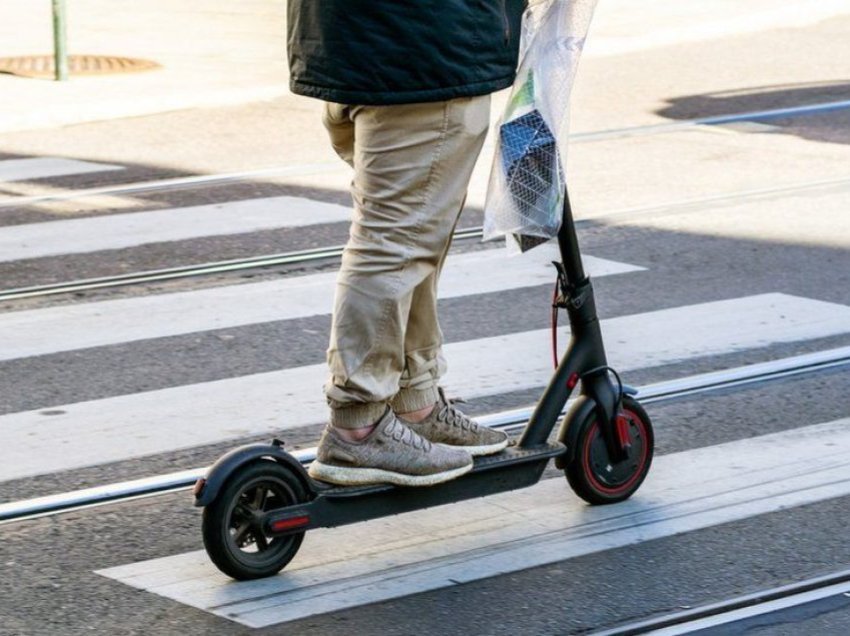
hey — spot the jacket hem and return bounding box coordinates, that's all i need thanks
[289,76,516,106]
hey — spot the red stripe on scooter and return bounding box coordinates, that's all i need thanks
[270,515,310,532]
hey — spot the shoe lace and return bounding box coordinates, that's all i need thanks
[435,389,478,433]
[385,417,432,452]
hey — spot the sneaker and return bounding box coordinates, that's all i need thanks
[399,388,509,456]
[308,409,473,487]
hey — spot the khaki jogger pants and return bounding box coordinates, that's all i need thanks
[322,95,491,429]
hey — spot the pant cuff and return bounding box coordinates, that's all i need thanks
[391,385,440,413]
[329,401,388,430]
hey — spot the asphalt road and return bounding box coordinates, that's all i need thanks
[1,8,850,636]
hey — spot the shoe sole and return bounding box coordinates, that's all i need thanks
[308,460,473,487]
[443,438,510,457]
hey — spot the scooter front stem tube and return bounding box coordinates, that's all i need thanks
[518,335,588,448]
[564,279,599,327]
[564,314,627,462]
[557,189,586,285]
[518,295,611,448]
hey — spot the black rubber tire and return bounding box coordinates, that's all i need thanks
[565,396,654,505]
[202,460,307,580]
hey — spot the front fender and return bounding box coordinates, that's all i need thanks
[193,441,313,507]
[554,396,597,469]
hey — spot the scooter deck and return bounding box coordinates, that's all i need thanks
[268,443,566,533]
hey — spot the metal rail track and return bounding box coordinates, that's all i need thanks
[3,173,849,302]
[591,568,850,635]
[0,227,484,301]
[2,97,848,212]
[1,345,847,525]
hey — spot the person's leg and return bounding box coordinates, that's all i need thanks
[389,206,459,417]
[309,96,491,485]
[324,95,491,429]
[320,102,368,441]
[383,96,491,419]
[387,96,509,456]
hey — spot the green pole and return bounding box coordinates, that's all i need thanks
[52,0,68,81]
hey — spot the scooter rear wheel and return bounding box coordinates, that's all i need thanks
[202,460,307,580]
[565,395,654,505]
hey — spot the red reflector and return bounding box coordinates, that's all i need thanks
[616,415,632,449]
[271,515,310,532]
[192,478,206,497]
[566,372,579,390]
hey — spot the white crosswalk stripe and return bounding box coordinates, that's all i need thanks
[0,196,351,262]
[0,157,124,183]
[1,293,848,482]
[0,246,642,361]
[97,416,850,628]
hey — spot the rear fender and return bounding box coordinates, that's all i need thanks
[193,441,313,507]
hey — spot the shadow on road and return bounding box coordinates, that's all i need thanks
[658,80,850,145]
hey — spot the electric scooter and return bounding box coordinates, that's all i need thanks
[193,189,655,580]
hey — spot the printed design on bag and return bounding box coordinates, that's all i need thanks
[484,0,597,252]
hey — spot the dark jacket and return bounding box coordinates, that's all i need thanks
[287,0,526,105]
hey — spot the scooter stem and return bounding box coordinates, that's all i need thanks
[516,189,627,462]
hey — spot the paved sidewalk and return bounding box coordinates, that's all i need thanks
[0,0,848,134]
[0,0,290,133]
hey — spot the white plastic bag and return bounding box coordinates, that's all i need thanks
[483,0,597,252]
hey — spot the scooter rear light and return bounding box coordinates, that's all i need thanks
[567,372,580,390]
[270,515,310,533]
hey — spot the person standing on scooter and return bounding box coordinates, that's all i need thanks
[287,1,526,486]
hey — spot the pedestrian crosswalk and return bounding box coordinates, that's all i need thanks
[0,157,124,183]
[3,171,850,630]
[3,180,850,482]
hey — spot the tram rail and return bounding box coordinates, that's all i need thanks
[591,567,850,635]
[2,174,849,302]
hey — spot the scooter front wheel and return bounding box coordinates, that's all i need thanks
[202,460,307,580]
[565,395,654,505]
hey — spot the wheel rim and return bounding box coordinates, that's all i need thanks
[582,407,650,495]
[222,475,299,569]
